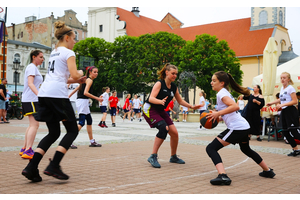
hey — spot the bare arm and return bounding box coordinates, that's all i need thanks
[67,56,83,81]
[68,85,80,98]
[83,79,102,102]
[175,88,201,110]
[27,75,39,96]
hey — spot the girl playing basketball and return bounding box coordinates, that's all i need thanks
[22,21,86,182]
[143,63,201,168]
[205,71,275,185]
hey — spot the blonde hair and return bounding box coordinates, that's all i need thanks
[158,63,178,80]
[281,72,294,85]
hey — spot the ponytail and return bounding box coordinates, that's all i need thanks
[158,63,178,80]
[214,71,250,96]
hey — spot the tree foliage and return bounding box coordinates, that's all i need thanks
[178,34,243,99]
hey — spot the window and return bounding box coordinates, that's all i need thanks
[14,53,21,62]
[259,11,268,25]
[99,25,103,32]
[40,61,45,68]
[21,32,23,38]
[74,30,78,41]
[279,11,283,25]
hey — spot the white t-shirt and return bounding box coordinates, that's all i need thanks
[237,100,245,110]
[199,96,206,111]
[100,92,109,106]
[22,63,43,102]
[217,88,249,130]
[68,83,80,102]
[132,98,141,109]
[182,106,188,111]
[279,85,296,109]
[38,47,75,98]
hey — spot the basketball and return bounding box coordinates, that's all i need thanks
[200,110,219,129]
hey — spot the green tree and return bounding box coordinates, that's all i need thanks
[179,34,243,99]
[136,31,186,91]
[73,37,112,96]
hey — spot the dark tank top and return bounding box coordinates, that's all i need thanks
[77,77,93,99]
[146,80,177,110]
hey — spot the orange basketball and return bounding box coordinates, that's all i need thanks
[200,110,219,129]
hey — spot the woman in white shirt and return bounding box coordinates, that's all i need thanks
[205,71,275,185]
[237,95,245,114]
[99,87,110,128]
[22,21,85,182]
[20,50,44,160]
[267,72,300,157]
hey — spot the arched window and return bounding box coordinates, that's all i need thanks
[279,11,283,25]
[14,53,21,62]
[74,30,78,41]
[259,11,268,25]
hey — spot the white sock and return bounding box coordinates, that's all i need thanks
[90,139,95,143]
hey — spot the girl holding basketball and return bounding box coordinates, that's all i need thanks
[205,71,275,185]
[143,63,201,168]
[22,21,86,182]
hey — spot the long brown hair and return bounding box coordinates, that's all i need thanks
[78,66,96,92]
[214,71,250,96]
[158,63,178,80]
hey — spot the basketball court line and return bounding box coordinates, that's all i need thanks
[55,157,250,193]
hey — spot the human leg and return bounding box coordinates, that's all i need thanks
[21,115,39,159]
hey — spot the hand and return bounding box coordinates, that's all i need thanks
[78,70,84,76]
[206,111,219,123]
[78,76,87,84]
[191,104,201,110]
[276,104,282,111]
[161,96,168,106]
[98,96,103,102]
[266,102,272,106]
[253,99,257,103]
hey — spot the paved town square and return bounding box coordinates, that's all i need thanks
[0,113,299,194]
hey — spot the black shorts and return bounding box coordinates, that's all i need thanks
[110,107,117,116]
[33,97,76,122]
[22,102,40,116]
[218,128,250,145]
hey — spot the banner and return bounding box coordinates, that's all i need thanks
[0,7,6,22]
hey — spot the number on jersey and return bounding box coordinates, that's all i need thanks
[48,60,55,73]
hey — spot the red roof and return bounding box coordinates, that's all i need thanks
[117,8,274,57]
[117,7,171,37]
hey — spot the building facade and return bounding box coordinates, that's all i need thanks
[6,39,51,95]
[7,9,87,49]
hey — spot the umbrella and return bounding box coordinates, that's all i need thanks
[261,37,278,118]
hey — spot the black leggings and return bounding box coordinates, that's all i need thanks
[206,138,263,166]
[37,120,78,152]
[281,106,300,148]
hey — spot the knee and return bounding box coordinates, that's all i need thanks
[155,121,169,140]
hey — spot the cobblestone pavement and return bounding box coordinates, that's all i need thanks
[0,113,299,194]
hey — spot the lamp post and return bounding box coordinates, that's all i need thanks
[12,58,20,95]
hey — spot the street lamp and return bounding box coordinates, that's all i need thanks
[12,58,20,95]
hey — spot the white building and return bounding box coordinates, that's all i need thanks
[6,39,51,95]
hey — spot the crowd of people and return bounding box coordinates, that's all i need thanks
[1,21,300,186]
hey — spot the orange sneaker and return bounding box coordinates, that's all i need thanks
[21,148,34,159]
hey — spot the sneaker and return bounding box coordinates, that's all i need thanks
[21,148,34,159]
[22,167,42,182]
[257,137,262,141]
[259,168,276,178]
[89,141,102,147]
[147,154,161,168]
[70,144,78,149]
[169,154,185,164]
[210,174,232,185]
[44,161,69,180]
[112,123,116,127]
[287,150,300,157]
[99,124,105,128]
[19,147,25,156]
[103,123,108,128]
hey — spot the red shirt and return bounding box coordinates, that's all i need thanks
[109,96,118,108]
[164,100,174,112]
[123,98,130,110]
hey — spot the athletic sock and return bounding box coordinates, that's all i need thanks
[51,151,65,167]
[27,152,43,169]
[90,139,95,143]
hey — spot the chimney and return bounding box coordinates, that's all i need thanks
[11,23,15,40]
[131,7,140,17]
